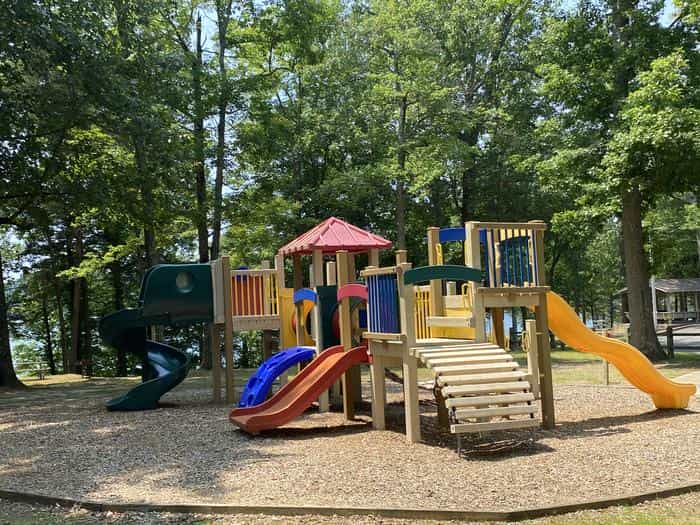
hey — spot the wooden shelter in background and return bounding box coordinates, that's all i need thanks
[617,277,700,325]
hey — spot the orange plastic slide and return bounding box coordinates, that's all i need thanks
[230,345,369,433]
[546,291,696,409]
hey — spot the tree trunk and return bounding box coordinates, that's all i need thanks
[193,15,212,370]
[44,226,68,372]
[0,249,24,388]
[694,193,700,270]
[53,278,68,372]
[458,129,480,224]
[110,262,127,376]
[194,15,209,265]
[396,92,407,250]
[211,0,233,261]
[621,186,664,359]
[68,228,84,373]
[81,279,92,376]
[41,294,56,375]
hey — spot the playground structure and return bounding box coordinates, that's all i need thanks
[101,216,696,444]
[101,217,390,411]
[358,221,552,442]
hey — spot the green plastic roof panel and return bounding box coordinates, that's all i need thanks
[403,265,482,285]
[141,264,214,324]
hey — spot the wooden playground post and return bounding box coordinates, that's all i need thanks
[325,260,341,406]
[337,251,359,420]
[293,254,306,353]
[397,262,421,443]
[275,254,285,289]
[221,256,236,404]
[211,326,222,402]
[295,302,305,346]
[325,261,336,285]
[531,223,555,429]
[261,260,274,360]
[292,254,303,290]
[524,319,540,399]
[427,228,443,328]
[395,249,408,265]
[348,253,362,402]
[210,258,224,402]
[347,253,356,282]
[465,222,486,342]
[311,248,329,412]
[369,248,379,267]
[493,309,506,347]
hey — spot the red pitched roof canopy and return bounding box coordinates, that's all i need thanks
[278,217,392,256]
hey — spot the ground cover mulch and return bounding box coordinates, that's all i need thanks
[1,373,698,512]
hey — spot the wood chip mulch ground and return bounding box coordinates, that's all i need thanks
[0,373,698,512]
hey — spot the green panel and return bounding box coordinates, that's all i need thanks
[316,285,339,349]
[403,264,482,285]
[141,263,213,324]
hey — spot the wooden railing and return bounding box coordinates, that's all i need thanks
[465,221,546,288]
[414,285,431,340]
[230,268,279,317]
[14,360,50,379]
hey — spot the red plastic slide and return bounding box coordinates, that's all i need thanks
[229,345,369,433]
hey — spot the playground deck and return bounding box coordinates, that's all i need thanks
[1,371,698,513]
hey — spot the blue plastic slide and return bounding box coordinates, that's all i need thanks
[238,346,316,407]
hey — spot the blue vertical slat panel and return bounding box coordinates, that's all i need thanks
[378,275,386,331]
[380,275,388,332]
[380,275,387,331]
[367,275,373,331]
[390,275,399,333]
[392,275,399,332]
[513,232,522,286]
[372,276,382,332]
[532,234,539,286]
[370,274,399,334]
[480,230,490,287]
[524,232,531,285]
[503,231,513,284]
[368,275,378,332]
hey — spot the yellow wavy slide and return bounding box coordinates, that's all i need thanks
[546,291,696,409]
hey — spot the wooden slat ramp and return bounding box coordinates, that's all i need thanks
[413,340,539,435]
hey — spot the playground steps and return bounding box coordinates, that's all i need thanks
[426,316,471,328]
[415,341,539,435]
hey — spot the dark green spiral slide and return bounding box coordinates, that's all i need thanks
[99,264,214,411]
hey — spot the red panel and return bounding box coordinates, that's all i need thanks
[337,283,368,302]
[231,275,264,316]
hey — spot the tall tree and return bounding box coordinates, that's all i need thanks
[211,0,235,260]
[536,0,699,358]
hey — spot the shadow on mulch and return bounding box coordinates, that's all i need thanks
[553,408,697,440]
[242,420,374,440]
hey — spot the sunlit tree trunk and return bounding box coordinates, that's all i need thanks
[621,186,663,359]
[41,294,56,375]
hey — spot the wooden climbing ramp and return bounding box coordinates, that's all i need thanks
[412,339,540,434]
